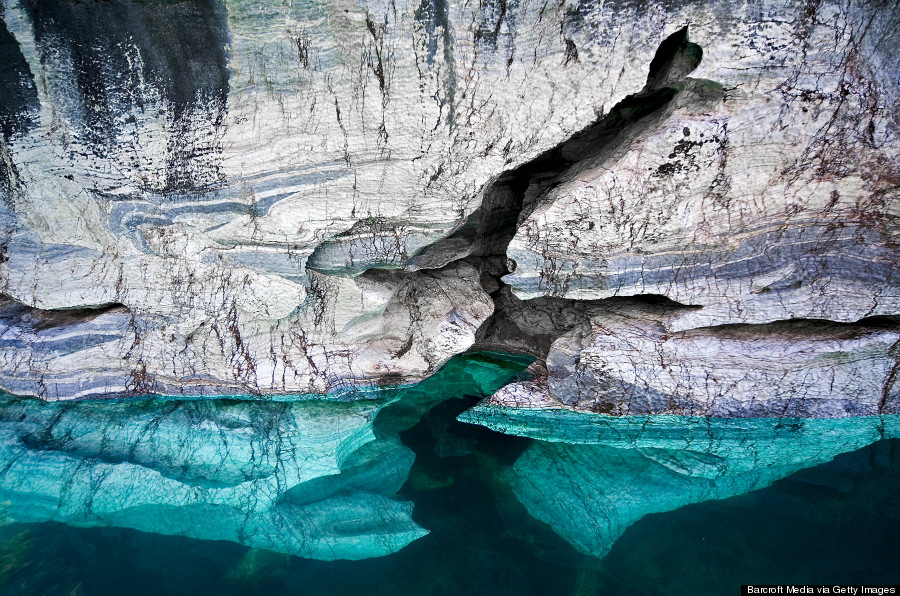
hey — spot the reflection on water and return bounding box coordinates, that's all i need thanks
[0,353,899,594]
[603,438,900,593]
[0,352,532,564]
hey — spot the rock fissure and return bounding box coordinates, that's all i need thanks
[419,23,900,418]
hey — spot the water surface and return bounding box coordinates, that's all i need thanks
[0,353,898,594]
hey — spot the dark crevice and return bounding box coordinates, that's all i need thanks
[473,0,510,51]
[406,83,683,274]
[472,290,701,361]
[0,294,130,331]
[643,26,703,92]
[405,27,706,368]
[676,314,900,339]
[470,287,603,359]
[409,27,709,274]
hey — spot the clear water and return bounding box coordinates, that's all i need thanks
[0,353,898,595]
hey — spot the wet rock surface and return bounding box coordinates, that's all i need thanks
[0,391,426,561]
[0,351,532,561]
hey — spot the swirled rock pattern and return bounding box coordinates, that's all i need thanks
[4,0,900,569]
[0,0,637,399]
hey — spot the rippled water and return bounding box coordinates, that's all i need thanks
[1,353,898,595]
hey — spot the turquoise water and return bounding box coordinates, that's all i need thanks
[0,353,898,594]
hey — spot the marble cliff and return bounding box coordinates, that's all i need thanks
[0,0,897,411]
[0,0,898,562]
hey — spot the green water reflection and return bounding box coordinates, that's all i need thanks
[0,352,898,594]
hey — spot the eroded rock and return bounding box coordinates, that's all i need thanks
[505,3,900,330]
[479,301,900,417]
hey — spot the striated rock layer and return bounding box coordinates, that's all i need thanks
[504,3,900,330]
[3,0,900,568]
[479,300,900,417]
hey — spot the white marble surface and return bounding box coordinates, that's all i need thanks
[0,0,897,411]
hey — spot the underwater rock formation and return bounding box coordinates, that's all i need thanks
[459,404,900,557]
[0,391,426,560]
[2,0,899,570]
[0,351,532,560]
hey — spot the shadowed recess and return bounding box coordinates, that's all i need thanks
[21,0,230,190]
[0,5,38,142]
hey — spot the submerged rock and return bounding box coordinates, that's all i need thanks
[459,404,900,557]
[0,351,532,559]
[0,392,427,560]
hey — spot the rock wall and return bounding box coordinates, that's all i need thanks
[482,0,900,417]
[0,0,634,398]
[0,0,898,413]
